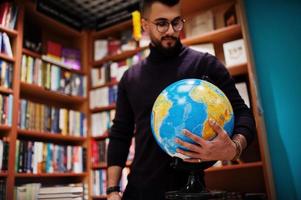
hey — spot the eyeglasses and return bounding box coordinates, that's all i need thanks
[149,17,186,33]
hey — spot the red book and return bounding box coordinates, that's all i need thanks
[47,41,62,61]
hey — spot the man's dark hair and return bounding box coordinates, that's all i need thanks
[141,0,180,17]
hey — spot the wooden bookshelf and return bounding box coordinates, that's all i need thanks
[182,24,242,46]
[0,125,11,132]
[92,161,132,170]
[0,87,13,94]
[15,172,87,178]
[92,132,109,141]
[93,47,147,67]
[22,48,41,59]
[228,62,248,76]
[91,104,116,113]
[92,195,107,200]
[0,172,7,177]
[91,81,118,90]
[206,161,262,172]
[18,129,86,144]
[20,82,86,105]
[0,25,18,37]
[0,53,15,63]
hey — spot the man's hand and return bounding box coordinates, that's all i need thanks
[175,119,236,163]
[107,192,121,200]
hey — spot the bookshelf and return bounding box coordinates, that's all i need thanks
[1,1,90,199]
[88,0,274,199]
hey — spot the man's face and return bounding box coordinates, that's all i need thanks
[142,2,182,50]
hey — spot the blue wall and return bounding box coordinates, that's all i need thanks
[243,1,301,199]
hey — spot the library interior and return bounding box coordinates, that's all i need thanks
[0,0,300,200]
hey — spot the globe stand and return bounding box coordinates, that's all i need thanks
[165,158,226,200]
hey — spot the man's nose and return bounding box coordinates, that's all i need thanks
[165,23,175,35]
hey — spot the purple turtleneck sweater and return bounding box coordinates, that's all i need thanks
[107,42,255,195]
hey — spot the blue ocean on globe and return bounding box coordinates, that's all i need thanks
[151,79,234,159]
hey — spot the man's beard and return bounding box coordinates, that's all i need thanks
[151,35,181,56]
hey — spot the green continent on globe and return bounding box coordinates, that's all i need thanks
[189,82,233,140]
[152,94,172,139]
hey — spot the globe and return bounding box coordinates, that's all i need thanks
[151,79,234,159]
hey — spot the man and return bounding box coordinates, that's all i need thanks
[107,0,255,199]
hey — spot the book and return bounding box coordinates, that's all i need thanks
[235,82,250,108]
[1,32,13,57]
[61,48,81,70]
[46,41,62,61]
[94,39,108,61]
[184,10,214,37]
[223,39,247,66]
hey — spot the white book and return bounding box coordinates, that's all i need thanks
[39,186,83,194]
[94,39,108,61]
[223,39,247,66]
[2,32,13,57]
[235,82,250,108]
[185,10,214,37]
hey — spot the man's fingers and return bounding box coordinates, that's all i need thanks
[209,119,227,138]
[182,129,207,146]
[175,137,201,153]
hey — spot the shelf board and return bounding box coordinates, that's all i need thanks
[0,25,18,37]
[91,104,116,113]
[92,161,132,170]
[182,24,242,45]
[0,53,15,62]
[206,161,262,173]
[92,195,107,199]
[0,172,7,177]
[91,132,109,140]
[22,48,41,59]
[0,125,11,132]
[0,86,13,94]
[93,47,147,67]
[91,81,118,90]
[92,162,107,169]
[18,129,86,143]
[41,56,85,75]
[228,62,248,76]
[15,172,87,178]
[20,82,86,105]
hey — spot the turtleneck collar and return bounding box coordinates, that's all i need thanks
[147,40,185,63]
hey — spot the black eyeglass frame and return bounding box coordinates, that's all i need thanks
[146,17,186,33]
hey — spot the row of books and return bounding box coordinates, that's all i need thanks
[0,32,13,57]
[0,179,5,200]
[0,93,13,125]
[15,183,88,200]
[94,29,138,61]
[46,41,81,70]
[91,169,106,196]
[0,59,13,89]
[91,49,149,88]
[89,86,117,109]
[0,139,8,171]
[91,110,115,137]
[92,168,130,196]
[91,138,135,165]
[16,140,86,174]
[21,54,87,97]
[91,139,108,164]
[19,99,87,136]
[0,2,18,30]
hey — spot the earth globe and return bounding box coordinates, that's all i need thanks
[150,78,234,199]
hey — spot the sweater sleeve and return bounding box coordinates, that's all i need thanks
[202,53,256,146]
[107,70,135,167]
